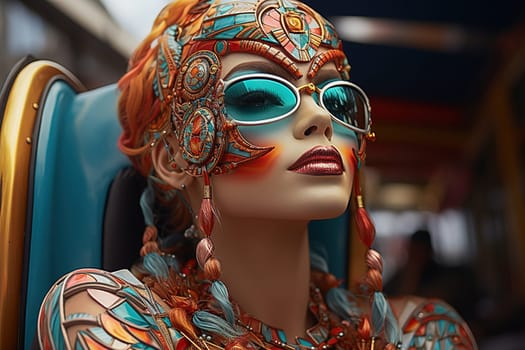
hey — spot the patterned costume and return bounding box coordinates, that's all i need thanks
[37,0,478,349]
[38,263,476,349]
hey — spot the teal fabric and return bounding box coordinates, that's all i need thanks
[24,82,129,348]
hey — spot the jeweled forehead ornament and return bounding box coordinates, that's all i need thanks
[153,0,351,176]
[191,0,349,78]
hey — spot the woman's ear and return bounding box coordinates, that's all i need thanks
[151,134,194,190]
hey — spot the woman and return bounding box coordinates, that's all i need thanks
[37,0,477,349]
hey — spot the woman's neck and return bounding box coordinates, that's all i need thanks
[212,216,311,339]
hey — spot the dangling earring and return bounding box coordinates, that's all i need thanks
[195,168,220,279]
[351,144,402,348]
[353,171,375,249]
[192,168,237,329]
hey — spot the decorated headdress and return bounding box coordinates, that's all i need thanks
[151,0,351,174]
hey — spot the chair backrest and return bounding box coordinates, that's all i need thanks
[0,59,129,349]
[0,59,353,349]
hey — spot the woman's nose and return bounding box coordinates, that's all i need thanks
[292,95,333,141]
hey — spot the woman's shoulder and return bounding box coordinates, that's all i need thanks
[37,267,190,349]
[389,295,478,350]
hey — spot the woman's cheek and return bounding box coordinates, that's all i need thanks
[226,122,289,179]
[339,143,358,174]
[229,145,282,179]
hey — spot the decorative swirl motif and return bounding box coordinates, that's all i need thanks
[155,24,182,101]
[259,1,323,61]
[176,51,220,102]
[181,107,217,167]
[173,51,273,176]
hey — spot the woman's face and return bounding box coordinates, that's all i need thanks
[210,53,359,221]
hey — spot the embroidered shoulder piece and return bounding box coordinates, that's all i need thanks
[37,268,190,349]
[399,299,477,350]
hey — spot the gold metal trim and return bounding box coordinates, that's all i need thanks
[0,60,84,348]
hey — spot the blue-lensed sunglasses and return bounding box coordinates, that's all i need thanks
[222,73,371,135]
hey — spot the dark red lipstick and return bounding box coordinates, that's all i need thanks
[288,146,344,175]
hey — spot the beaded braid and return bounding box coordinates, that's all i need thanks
[310,252,362,324]
[191,168,241,336]
[138,178,244,343]
[117,0,243,342]
[351,152,402,348]
[139,195,199,344]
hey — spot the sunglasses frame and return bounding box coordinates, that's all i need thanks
[221,73,372,135]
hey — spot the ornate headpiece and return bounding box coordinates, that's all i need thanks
[152,0,350,177]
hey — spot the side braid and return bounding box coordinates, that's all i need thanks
[351,153,402,347]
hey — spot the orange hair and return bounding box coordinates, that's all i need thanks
[117,0,204,176]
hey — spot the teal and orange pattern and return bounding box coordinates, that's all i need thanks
[38,265,477,349]
[38,269,190,349]
[152,0,350,177]
[194,0,341,62]
[401,300,477,350]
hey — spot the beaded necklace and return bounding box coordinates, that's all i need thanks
[233,286,356,349]
[143,258,382,350]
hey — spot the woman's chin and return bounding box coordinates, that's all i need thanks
[226,200,350,222]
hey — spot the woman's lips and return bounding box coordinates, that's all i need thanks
[287,146,344,175]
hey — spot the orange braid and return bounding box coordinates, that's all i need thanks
[353,174,376,248]
[140,241,160,257]
[140,226,161,257]
[364,259,383,291]
[142,226,158,244]
[349,150,387,297]
[347,150,375,252]
[203,257,222,281]
[198,170,214,235]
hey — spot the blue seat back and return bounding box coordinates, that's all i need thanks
[25,79,129,347]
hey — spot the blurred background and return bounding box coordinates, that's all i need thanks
[1,0,524,348]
